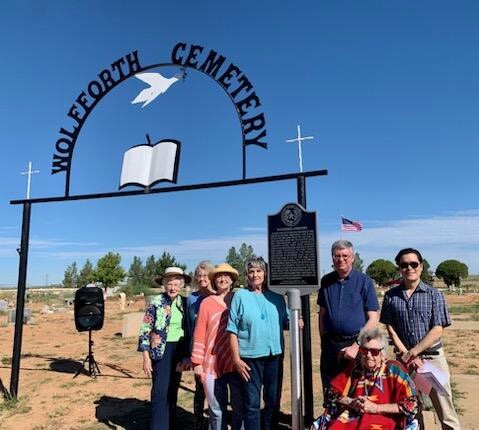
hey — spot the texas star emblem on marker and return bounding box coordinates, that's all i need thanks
[131,70,186,108]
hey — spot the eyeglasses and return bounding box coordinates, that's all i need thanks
[215,273,232,279]
[333,254,351,261]
[359,347,384,356]
[399,261,420,270]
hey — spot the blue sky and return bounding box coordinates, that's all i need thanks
[1,1,478,285]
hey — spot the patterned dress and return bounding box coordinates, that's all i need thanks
[324,359,418,430]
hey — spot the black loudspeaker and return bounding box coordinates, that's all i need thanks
[74,286,105,332]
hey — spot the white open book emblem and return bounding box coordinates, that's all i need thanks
[119,135,180,189]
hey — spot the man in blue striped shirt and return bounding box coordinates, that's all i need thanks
[380,248,461,430]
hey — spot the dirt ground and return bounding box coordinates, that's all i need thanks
[0,292,478,429]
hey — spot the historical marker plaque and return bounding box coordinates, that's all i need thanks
[268,203,319,295]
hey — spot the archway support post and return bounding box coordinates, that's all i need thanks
[9,202,31,398]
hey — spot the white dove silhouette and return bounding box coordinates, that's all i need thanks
[131,70,185,108]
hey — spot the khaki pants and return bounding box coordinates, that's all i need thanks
[419,348,461,430]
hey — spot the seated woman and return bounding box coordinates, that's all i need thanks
[316,327,418,430]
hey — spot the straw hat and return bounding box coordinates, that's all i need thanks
[155,266,192,285]
[208,263,239,282]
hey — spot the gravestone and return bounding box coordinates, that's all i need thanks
[119,292,126,311]
[8,308,32,324]
[0,299,8,313]
[122,312,144,338]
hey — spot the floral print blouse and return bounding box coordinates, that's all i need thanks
[137,293,186,360]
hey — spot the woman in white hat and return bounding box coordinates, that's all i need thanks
[138,266,191,430]
[191,263,244,430]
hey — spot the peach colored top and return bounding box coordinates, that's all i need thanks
[191,295,234,378]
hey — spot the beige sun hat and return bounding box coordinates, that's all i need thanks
[155,266,192,285]
[208,263,239,282]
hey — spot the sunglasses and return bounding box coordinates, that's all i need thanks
[359,347,383,356]
[399,261,420,270]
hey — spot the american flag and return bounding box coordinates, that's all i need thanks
[341,217,363,232]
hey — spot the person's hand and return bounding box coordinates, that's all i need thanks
[193,364,203,378]
[341,342,359,360]
[402,350,423,371]
[298,316,304,329]
[233,358,251,381]
[143,354,153,378]
[348,397,363,412]
[184,358,193,371]
[176,358,191,372]
[356,396,379,414]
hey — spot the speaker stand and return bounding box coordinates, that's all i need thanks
[74,329,101,378]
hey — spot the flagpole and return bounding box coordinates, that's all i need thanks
[340,214,343,239]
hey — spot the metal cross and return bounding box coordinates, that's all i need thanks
[20,161,40,199]
[286,125,314,172]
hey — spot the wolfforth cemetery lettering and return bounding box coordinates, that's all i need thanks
[268,203,319,294]
[51,42,268,196]
[52,51,142,175]
[171,42,267,148]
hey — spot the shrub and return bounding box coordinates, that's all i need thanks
[120,283,154,298]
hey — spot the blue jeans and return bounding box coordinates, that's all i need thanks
[241,354,281,430]
[194,374,206,428]
[150,342,182,430]
[225,372,245,430]
[204,372,244,430]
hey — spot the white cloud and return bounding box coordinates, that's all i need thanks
[10,210,479,284]
[319,212,479,273]
[240,227,266,232]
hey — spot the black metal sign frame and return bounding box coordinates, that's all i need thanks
[52,43,268,196]
[9,43,326,426]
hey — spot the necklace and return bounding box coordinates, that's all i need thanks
[362,364,383,396]
[252,291,267,320]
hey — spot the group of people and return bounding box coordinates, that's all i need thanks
[138,240,461,430]
[317,240,460,430]
[138,257,288,430]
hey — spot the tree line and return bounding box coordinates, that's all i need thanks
[62,245,470,294]
[365,258,469,289]
[62,243,257,295]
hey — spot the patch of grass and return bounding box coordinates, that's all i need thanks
[133,380,151,388]
[1,356,12,365]
[451,379,465,415]
[465,367,479,375]
[48,406,70,418]
[60,381,76,389]
[79,379,96,386]
[449,304,479,314]
[0,396,31,416]
[26,291,61,305]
